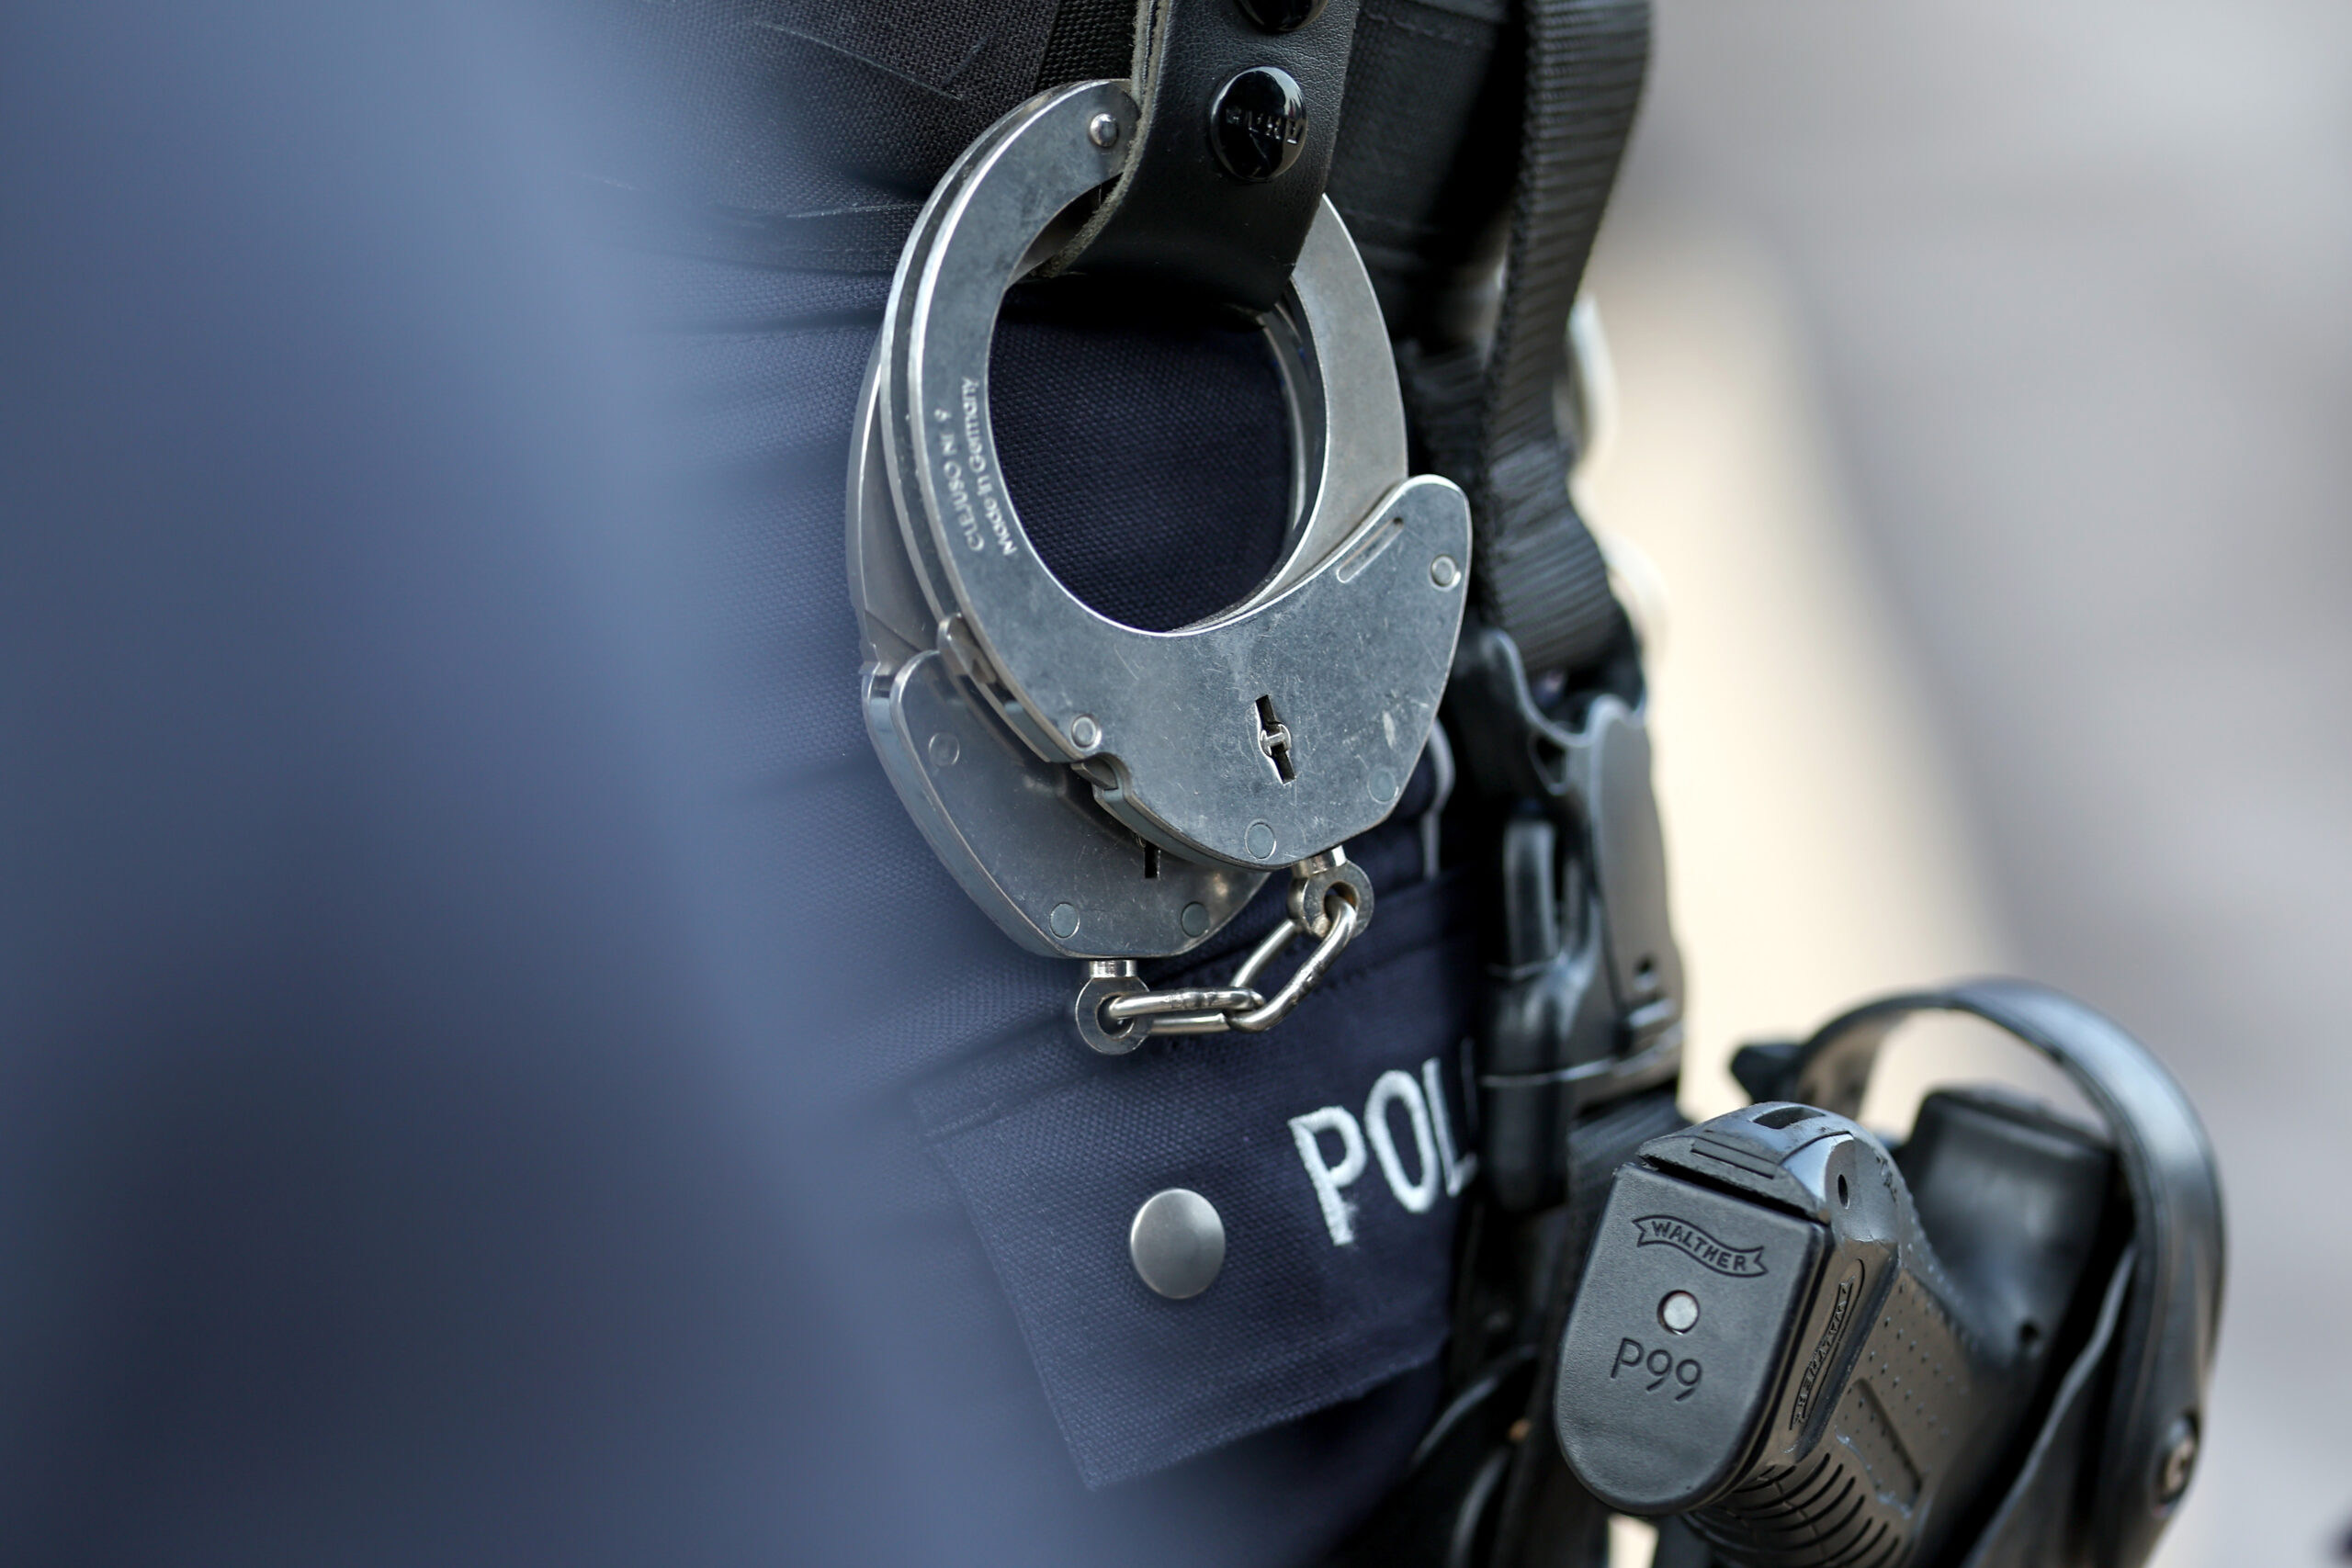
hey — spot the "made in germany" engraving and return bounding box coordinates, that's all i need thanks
[932,377,1015,558]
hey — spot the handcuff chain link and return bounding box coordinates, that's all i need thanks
[1077,879,1364,1054]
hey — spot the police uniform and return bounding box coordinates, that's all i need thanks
[559,0,2236,1560]
[573,0,1578,1560]
[0,2,2225,1562]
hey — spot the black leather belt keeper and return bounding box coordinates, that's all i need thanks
[1050,0,1367,312]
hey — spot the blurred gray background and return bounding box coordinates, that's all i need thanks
[1575,1,2352,1562]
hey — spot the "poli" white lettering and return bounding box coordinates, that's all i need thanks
[1287,1057,1476,1246]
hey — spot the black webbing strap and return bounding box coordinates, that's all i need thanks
[1403,0,1647,682]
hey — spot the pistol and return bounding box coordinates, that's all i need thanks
[1555,1091,2114,1568]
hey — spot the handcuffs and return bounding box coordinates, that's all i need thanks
[848,79,1472,1052]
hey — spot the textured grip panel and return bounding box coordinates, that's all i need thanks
[1702,1448,1900,1568]
[1690,1268,1999,1568]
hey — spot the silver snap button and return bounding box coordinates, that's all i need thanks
[1130,1188,1225,1300]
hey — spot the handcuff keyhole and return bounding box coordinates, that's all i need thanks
[1255,694,1297,783]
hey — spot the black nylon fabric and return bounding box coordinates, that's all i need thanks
[1035,0,1134,86]
[1398,0,1647,682]
[1326,0,1518,334]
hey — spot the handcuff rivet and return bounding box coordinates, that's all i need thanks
[1050,902,1081,940]
[1370,768,1396,803]
[1087,112,1121,149]
[1069,715,1102,750]
[926,731,960,768]
[1430,555,1461,589]
[1181,901,1211,938]
[1246,821,1277,861]
[1660,1291,1700,1334]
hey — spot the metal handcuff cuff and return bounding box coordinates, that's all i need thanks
[849,79,1472,1052]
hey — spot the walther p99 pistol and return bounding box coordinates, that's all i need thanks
[1556,1093,2111,1568]
[1552,981,2224,1568]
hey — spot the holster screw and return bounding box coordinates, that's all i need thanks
[2155,1415,2199,1507]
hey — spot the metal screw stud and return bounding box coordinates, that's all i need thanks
[1087,112,1121,149]
[1208,67,1307,183]
[1660,1291,1701,1334]
[1430,555,1461,589]
[2155,1415,2199,1506]
[1069,715,1101,749]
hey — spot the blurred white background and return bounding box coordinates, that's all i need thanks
[1577,2,2352,1562]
